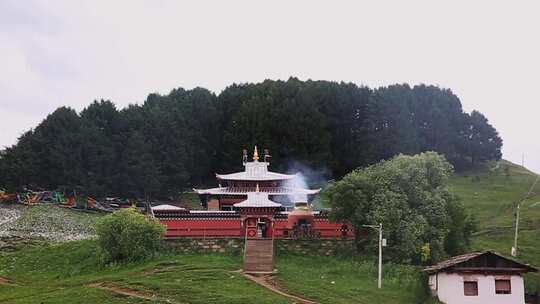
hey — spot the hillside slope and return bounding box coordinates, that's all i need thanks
[0,240,434,304]
[449,160,540,290]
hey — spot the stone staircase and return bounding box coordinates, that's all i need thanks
[243,238,274,273]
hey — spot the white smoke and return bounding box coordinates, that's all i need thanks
[285,160,330,203]
[285,160,330,188]
[285,172,309,203]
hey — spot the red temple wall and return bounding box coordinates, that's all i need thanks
[273,219,354,238]
[161,219,243,238]
[159,217,354,239]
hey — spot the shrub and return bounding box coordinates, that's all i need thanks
[96,208,165,263]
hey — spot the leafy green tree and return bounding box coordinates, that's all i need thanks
[324,152,474,264]
[96,208,165,263]
[444,199,478,255]
[466,110,502,165]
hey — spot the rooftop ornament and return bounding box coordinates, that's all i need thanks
[253,146,259,162]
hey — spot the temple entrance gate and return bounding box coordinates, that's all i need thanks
[234,190,280,274]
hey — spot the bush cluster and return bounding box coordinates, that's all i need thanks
[96,208,165,263]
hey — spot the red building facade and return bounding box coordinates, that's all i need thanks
[152,147,353,239]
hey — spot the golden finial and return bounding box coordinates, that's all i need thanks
[256,183,260,192]
[253,146,259,161]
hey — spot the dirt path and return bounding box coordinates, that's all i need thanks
[89,282,181,303]
[0,276,17,286]
[242,273,318,304]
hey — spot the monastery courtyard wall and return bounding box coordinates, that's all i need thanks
[164,238,356,256]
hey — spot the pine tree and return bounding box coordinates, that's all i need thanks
[116,132,161,199]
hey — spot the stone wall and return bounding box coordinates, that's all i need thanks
[275,239,356,256]
[164,238,356,257]
[164,238,244,255]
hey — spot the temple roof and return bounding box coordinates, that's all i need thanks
[216,160,296,181]
[216,171,296,181]
[151,204,185,211]
[193,187,320,196]
[233,192,282,208]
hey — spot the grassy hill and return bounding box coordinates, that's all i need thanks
[449,160,540,291]
[0,240,432,304]
[0,159,538,303]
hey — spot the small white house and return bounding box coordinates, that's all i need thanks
[424,251,537,304]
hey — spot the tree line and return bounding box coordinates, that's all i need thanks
[0,78,502,199]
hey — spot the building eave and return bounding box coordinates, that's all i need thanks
[193,187,320,196]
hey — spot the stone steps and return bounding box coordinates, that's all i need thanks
[244,238,274,273]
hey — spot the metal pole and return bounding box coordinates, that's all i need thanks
[378,223,382,289]
[513,204,520,257]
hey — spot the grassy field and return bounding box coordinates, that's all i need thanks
[0,241,290,304]
[1,159,538,303]
[449,160,540,291]
[276,254,435,304]
[0,240,433,304]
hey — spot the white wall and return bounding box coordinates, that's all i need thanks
[428,272,525,304]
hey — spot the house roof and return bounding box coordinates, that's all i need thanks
[423,251,538,274]
[233,192,282,208]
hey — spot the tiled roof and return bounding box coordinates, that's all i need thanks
[151,204,185,211]
[424,251,538,274]
[233,192,282,208]
[424,252,484,273]
[216,161,296,181]
[193,187,320,196]
[216,171,296,181]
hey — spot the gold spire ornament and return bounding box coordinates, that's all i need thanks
[253,146,259,161]
[256,183,260,192]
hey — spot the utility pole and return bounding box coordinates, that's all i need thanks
[512,174,539,257]
[378,223,382,289]
[512,204,520,257]
[363,223,383,289]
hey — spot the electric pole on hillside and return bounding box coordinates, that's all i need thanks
[363,223,385,289]
[512,204,520,257]
[512,174,540,257]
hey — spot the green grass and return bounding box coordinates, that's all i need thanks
[276,254,436,304]
[0,240,438,303]
[449,160,540,263]
[1,159,538,302]
[0,240,290,304]
[449,160,540,291]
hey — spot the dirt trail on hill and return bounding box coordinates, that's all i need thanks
[0,277,17,286]
[89,282,183,303]
[242,273,318,304]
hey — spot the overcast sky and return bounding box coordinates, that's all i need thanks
[1,0,539,173]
